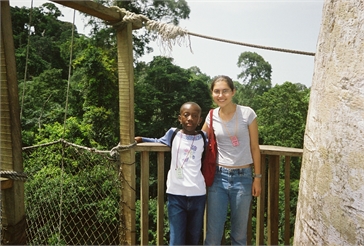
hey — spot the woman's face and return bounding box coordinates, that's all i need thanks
[212,80,235,107]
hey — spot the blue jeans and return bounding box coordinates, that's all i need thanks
[167,194,206,245]
[205,166,252,245]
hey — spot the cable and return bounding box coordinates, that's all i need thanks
[20,0,33,119]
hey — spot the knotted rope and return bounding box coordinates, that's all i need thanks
[109,6,193,56]
[110,141,137,160]
[0,170,28,181]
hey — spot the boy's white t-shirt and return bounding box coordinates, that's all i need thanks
[141,128,207,196]
[167,131,206,196]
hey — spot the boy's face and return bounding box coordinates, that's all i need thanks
[178,104,202,134]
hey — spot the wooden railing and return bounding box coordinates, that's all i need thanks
[135,143,303,245]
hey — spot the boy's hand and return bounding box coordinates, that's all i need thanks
[134,137,143,143]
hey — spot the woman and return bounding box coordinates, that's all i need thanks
[202,75,261,245]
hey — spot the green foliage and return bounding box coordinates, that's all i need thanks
[257,82,310,148]
[134,56,212,138]
[135,198,169,245]
[278,178,300,244]
[33,117,90,145]
[236,52,272,109]
[84,0,190,59]
[24,144,121,245]
[11,4,78,79]
[19,68,68,134]
[13,2,309,244]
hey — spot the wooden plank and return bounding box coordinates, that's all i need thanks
[267,155,279,245]
[157,152,165,246]
[51,0,121,23]
[256,154,266,245]
[1,1,26,244]
[0,152,13,161]
[116,22,136,245]
[247,200,253,245]
[135,143,170,152]
[260,145,303,157]
[0,20,13,171]
[1,178,13,190]
[140,151,149,246]
[284,156,291,245]
[136,143,304,156]
[50,1,144,30]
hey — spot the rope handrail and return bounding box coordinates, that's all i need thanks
[187,31,316,56]
[109,6,315,57]
[0,170,28,181]
[22,138,137,156]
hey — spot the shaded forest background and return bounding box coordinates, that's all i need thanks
[11,1,310,244]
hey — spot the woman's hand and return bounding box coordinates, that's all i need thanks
[252,178,262,197]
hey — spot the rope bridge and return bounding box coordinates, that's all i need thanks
[18,139,134,245]
[6,3,313,245]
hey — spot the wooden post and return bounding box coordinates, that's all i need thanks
[267,155,279,245]
[116,22,136,245]
[140,151,149,245]
[256,154,266,245]
[1,1,26,244]
[156,152,165,245]
[284,156,291,245]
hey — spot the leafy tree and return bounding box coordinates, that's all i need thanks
[236,51,272,109]
[84,0,190,59]
[256,82,309,244]
[24,143,120,245]
[70,43,119,149]
[186,66,213,114]
[20,68,68,133]
[256,82,309,149]
[134,56,211,138]
[135,199,169,245]
[11,4,79,80]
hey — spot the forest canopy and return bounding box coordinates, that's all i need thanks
[11,2,309,244]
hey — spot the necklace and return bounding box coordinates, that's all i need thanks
[175,132,196,179]
[221,109,240,147]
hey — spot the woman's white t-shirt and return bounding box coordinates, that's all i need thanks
[206,105,257,167]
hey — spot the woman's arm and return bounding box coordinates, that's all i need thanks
[201,122,208,132]
[249,118,261,197]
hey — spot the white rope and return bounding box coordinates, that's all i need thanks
[109,6,193,56]
[109,6,315,57]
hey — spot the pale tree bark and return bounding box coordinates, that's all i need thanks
[294,0,364,245]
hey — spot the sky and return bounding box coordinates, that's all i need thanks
[10,0,325,88]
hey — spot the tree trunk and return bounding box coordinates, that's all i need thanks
[294,1,364,245]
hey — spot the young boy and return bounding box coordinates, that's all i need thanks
[135,102,207,245]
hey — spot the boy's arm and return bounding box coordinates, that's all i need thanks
[134,128,176,146]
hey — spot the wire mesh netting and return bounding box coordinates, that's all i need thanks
[22,140,123,245]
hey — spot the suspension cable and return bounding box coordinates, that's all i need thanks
[20,0,33,119]
[58,8,76,244]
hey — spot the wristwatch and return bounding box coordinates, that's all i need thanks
[253,174,262,178]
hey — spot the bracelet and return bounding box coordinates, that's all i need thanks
[253,174,262,178]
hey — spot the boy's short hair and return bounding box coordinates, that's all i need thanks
[180,102,201,114]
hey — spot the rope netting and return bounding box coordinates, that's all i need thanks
[1,4,312,245]
[21,140,125,245]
